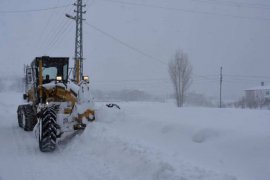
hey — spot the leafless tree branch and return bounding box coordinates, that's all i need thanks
[168,50,192,107]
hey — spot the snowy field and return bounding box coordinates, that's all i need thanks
[0,92,270,180]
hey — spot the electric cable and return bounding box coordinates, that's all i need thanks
[100,0,270,22]
[0,4,72,14]
[191,0,270,10]
[44,21,72,53]
[85,22,167,65]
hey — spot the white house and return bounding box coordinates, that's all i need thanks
[244,82,270,108]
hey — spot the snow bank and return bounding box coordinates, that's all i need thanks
[65,112,236,180]
[0,93,270,180]
[192,128,219,143]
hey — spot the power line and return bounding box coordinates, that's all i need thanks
[195,73,270,80]
[192,0,270,10]
[35,9,56,53]
[42,19,69,53]
[0,4,72,14]
[45,22,73,53]
[223,74,270,79]
[100,0,270,22]
[85,22,167,65]
[191,72,270,86]
[84,22,270,86]
[93,76,263,85]
[95,78,169,84]
[92,73,270,87]
[39,5,74,54]
[36,4,73,54]
[194,74,219,81]
[44,20,72,53]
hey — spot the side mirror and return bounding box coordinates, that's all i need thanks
[23,94,28,100]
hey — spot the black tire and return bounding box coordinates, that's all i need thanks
[17,105,23,128]
[39,105,58,152]
[17,104,36,131]
[87,114,95,122]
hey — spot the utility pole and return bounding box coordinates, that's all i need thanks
[66,0,86,83]
[219,66,223,108]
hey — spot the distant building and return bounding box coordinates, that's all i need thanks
[244,82,270,108]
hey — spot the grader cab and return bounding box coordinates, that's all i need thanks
[17,56,95,152]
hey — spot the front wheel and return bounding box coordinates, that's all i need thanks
[39,105,58,152]
[17,105,36,131]
[17,105,23,128]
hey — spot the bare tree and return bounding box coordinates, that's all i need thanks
[168,50,192,107]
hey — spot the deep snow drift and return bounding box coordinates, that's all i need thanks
[0,92,270,180]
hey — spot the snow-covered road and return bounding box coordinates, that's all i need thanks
[0,92,270,180]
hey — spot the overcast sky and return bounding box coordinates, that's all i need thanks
[1,0,270,101]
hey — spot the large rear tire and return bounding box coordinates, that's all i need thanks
[17,105,23,128]
[17,104,36,131]
[39,105,58,152]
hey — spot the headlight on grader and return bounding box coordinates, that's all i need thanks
[82,76,89,81]
[56,76,62,82]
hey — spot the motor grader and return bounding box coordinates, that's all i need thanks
[17,56,95,152]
